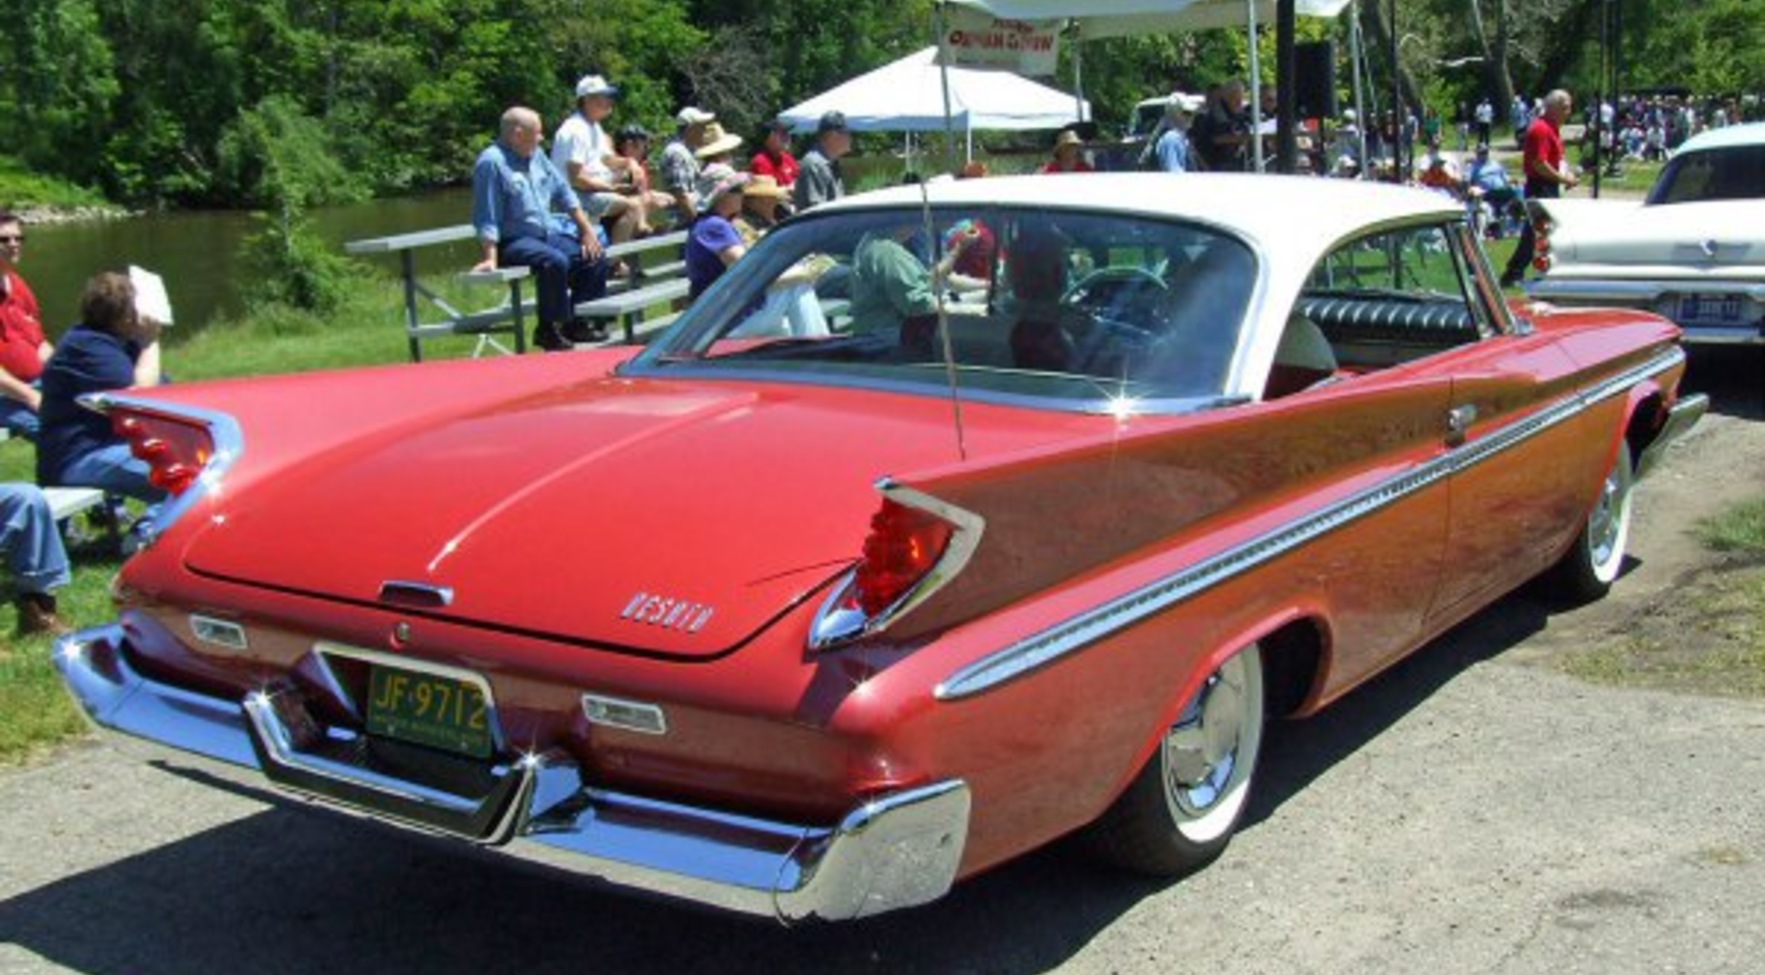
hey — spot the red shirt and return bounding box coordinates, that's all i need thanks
[1040,159,1095,174]
[0,270,47,383]
[750,149,800,188]
[1521,117,1565,191]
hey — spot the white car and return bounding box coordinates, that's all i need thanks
[1526,122,1765,344]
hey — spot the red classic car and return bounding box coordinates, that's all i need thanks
[57,174,1704,923]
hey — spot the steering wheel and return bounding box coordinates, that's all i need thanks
[1061,266,1169,314]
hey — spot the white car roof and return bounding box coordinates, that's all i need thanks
[816,173,1462,261]
[1675,121,1765,155]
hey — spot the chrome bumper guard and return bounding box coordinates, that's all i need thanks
[54,625,970,923]
[1636,392,1709,481]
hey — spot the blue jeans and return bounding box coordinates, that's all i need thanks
[499,232,609,325]
[1,482,71,594]
[57,443,168,506]
[1,391,40,441]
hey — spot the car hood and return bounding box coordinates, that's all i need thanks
[180,376,1089,659]
[1545,198,1765,267]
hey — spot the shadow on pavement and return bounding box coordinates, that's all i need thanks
[1684,345,1763,421]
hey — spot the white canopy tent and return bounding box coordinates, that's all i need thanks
[940,0,1353,38]
[939,0,1357,170]
[778,46,1089,139]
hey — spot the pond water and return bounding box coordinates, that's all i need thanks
[22,188,475,339]
[17,151,960,339]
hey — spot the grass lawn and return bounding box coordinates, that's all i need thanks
[0,156,112,211]
[0,266,476,763]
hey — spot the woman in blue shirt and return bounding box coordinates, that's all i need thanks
[685,165,751,300]
[37,271,168,505]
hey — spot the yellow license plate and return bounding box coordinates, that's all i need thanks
[365,665,493,759]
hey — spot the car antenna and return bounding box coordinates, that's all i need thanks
[919,178,968,462]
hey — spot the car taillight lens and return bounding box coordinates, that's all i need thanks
[809,485,984,651]
[1532,215,1554,271]
[854,499,955,616]
[115,412,215,495]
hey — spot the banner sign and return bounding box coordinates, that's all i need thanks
[941,10,1062,77]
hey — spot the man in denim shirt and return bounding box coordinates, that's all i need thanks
[472,106,610,351]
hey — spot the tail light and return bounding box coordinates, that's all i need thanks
[810,482,985,650]
[115,413,214,494]
[1532,214,1554,272]
[80,394,242,549]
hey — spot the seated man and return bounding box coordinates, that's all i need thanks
[2,482,72,637]
[553,75,662,246]
[1463,144,1521,208]
[848,223,985,353]
[472,106,610,352]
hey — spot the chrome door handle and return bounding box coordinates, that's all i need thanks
[1446,404,1478,447]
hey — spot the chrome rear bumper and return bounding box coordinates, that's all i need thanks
[54,625,969,923]
[1636,392,1709,481]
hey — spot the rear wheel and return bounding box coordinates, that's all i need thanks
[1547,440,1634,602]
[1084,644,1266,876]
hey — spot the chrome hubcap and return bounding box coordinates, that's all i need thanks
[1165,655,1254,818]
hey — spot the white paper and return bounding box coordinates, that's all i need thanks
[129,265,174,325]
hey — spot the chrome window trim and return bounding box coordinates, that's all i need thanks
[936,347,1685,700]
[78,393,245,549]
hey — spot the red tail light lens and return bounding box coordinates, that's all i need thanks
[853,499,955,616]
[114,412,215,495]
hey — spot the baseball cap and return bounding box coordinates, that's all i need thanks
[575,74,619,98]
[817,110,849,134]
[676,106,716,126]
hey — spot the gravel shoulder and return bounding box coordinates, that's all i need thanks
[2,352,1760,975]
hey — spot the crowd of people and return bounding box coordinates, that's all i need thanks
[469,71,868,352]
[2,210,170,637]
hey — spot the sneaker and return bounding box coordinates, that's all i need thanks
[16,593,71,638]
[564,319,606,344]
[532,320,572,352]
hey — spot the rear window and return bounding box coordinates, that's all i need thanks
[628,206,1260,412]
[1647,143,1765,205]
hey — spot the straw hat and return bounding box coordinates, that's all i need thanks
[694,122,744,159]
[1053,129,1084,152]
[744,174,789,200]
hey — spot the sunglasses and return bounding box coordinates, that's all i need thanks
[0,235,23,243]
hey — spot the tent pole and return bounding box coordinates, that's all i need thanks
[1072,23,1087,121]
[935,3,958,175]
[1246,0,1265,172]
[1350,0,1370,176]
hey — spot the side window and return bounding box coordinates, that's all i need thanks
[1295,222,1487,370]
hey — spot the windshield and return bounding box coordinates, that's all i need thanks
[1647,143,1764,205]
[627,205,1259,411]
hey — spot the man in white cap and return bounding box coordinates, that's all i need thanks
[1153,94,1204,172]
[553,74,653,244]
[660,106,716,221]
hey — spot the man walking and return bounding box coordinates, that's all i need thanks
[472,106,609,351]
[1501,89,1579,287]
[0,211,53,440]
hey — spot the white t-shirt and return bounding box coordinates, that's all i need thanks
[552,112,613,185]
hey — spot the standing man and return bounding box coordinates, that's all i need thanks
[1153,95,1203,173]
[1474,96,1495,147]
[0,211,52,440]
[660,107,716,223]
[1194,80,1252,173]
[472,106,609,352]
[794,111,851,212]
[1501,89,1580,288]
[2,482,72,638]
[552,74,654,245]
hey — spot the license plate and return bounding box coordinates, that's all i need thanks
[365,665,493,759]
[1676,294,1744,326]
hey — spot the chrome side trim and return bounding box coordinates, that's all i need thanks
[1635,392,1709,481]
[77,393,244,550]
[53,625,970,922]
[936,347,1689,700]
[808,479,988,651]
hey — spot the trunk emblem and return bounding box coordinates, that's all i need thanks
[621,592,715,634]
[1700,239,1718,258]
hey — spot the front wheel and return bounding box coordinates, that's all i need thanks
[1546,439,1634,602]
[1083,644,1266,876]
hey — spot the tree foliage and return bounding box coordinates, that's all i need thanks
[0,0,1758,208]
